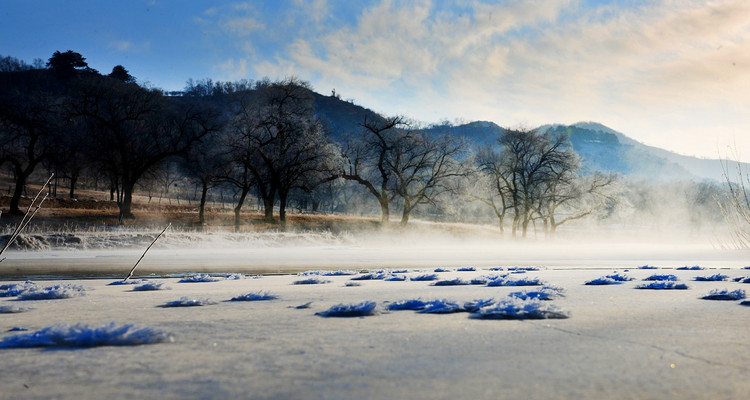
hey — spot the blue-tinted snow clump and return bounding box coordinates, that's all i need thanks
[701,289,746,300]
[230,291,278,301]
[0,322,174,348]
[316,301,380,317]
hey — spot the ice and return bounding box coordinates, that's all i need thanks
[585,273,634,285]
[643,274,678,281]
[508,287,565,301]
[0,322,174,348]
[0,305,33,313]
[132,281,170,291]
[107,279,148,286]
[161,297,217,307]
[315,301,380,317]
[0,281,39,297]
[701,289,746,300]
[387,299,429,311]
[410,274,438,281]
[418,299,463,314]
[694,274,729,282]
[472,298,569,320]
[178,274,222,283]
[229,291,279,301]
[486,277,544,287]
[17,284,88,300]
[293,277,332,285]
[431,278,470,286]
[636,282,690,290]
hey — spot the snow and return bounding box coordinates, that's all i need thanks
[16,284,88,300]
[133,281,170,291]
[3,259,750,399]
[636,281,690,290]
[292,277,332,285]
[418,299,463,314]
[677,266,704,270]
[431,278,470,286]
[387,299,429,311]
[643,274,678,281]
[410,273,438,281]
[694,274,729,282]
[315,301,381,317]
[0,305,32,313]
[0,322,174,348]
[0,281,38,297]
[585,273,634,285]
[178,274,222,283]
[701,289,746,301]
[508,287,565,301]
[486,277,544,287]
[229,291,279,301]
[472,298,569,320]
[161,297,218,307]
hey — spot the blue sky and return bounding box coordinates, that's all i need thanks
[2,0,750,160]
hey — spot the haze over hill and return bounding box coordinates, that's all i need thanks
[310,90,740,183]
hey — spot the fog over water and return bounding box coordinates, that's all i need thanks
[1,223,746,279]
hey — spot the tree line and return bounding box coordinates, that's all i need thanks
[2,50,692,237]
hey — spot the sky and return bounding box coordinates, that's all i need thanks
[2,0,750,161]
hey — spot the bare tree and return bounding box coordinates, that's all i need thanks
[340,116,407,225]
[72,77,219,222]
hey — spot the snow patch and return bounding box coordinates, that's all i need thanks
[410,274,438,281]
[161,297,217,307]
[432,278,470,286]
[17,284,88,300]
[701,289,746,301]
[293,277,332,285]
[473,298,569,320]
[0,322,174,348]
[315,301,380,317]
[230,291,278,301]
[694,274,729,282]
[643,274,678,281]
[0,281,39,297]
[0,305,33,313]
[636,282,689,290]
[133,281,170,291]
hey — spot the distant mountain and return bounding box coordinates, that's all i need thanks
[308,91,736,182]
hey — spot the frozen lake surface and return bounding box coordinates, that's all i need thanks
[2,265,750,399]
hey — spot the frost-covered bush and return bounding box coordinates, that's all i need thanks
[701,289,746,300]
[472,298,569,320]
[410,274,438,281]
[230,291,278,301]
[676,266,704,270]
[694,274,729,282]
[0,305,32,313]
[387,299,429,311]
[178,274,221,283]
[457,267,476,272]
[643,274,678,281]
[487,277,543,287]
[636,282,689,290]
[509,287,564,301]
[315,301,380,317]
[0,281,39,297]
[293,277,331,285]
[161,297,217,307]
[133,281,170,291]
[418,300,463,314]
[432,278,470,286]
[17,284,88,300]
[0,322,174,348]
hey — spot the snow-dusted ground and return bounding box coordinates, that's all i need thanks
[2,266,750,399]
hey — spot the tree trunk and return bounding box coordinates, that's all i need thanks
[400,200,411,226]
[234,187,249,232]
[263,194,275,222]
[69,173,79,199]
[118,181,136,223]
[378,196,390,225]
[198,183,209,225]
[278,190,288,231]
[8,169,28,215]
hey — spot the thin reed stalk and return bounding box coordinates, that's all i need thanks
[0,175,54,262]
[124,223,171,281]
